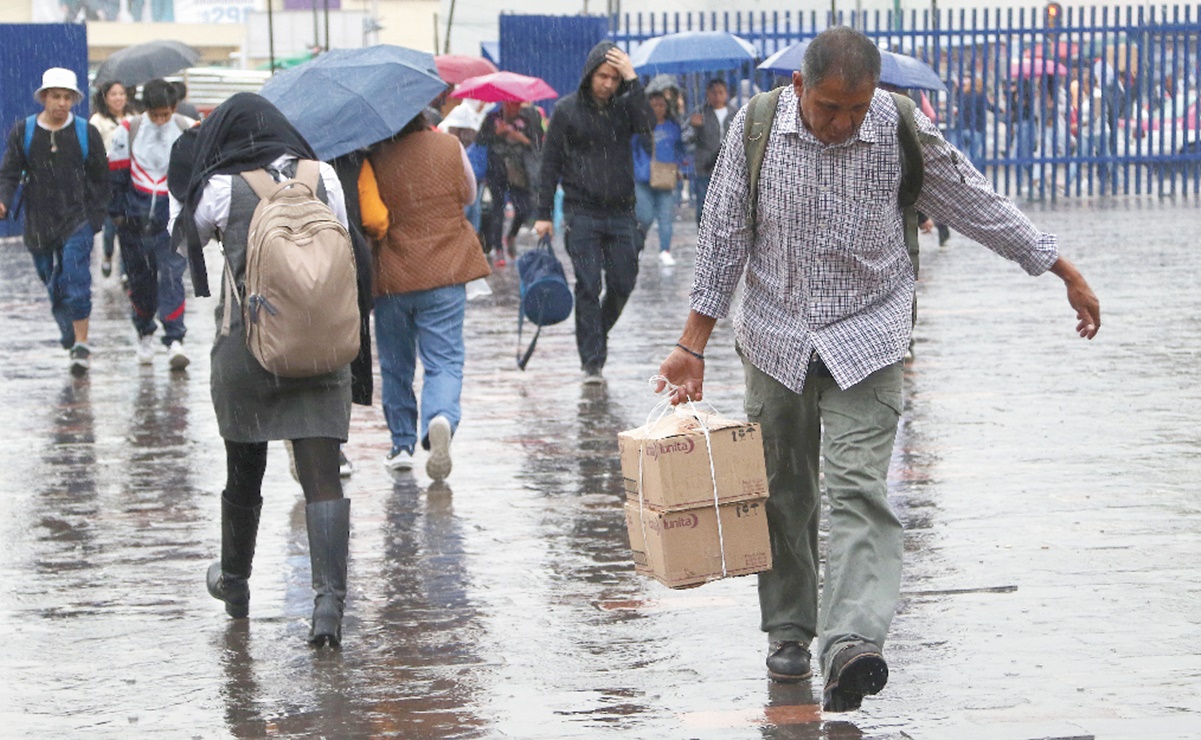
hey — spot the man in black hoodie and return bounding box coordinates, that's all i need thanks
[535,41,655,384]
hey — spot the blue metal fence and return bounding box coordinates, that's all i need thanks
[611,6,1201,199]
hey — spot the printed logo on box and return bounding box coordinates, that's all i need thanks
[646,511,699,533]
[645,437,696,460]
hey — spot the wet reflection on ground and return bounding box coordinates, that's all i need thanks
[1,198,1199,737]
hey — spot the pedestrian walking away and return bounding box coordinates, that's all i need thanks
[477,101,542,265]
[657,26,1100,713]
[633,91,685,266]
[359,113,491,480]
[90,80,134,280]
[0,67,110,376]
[683,78,733,225]
[108,78,195,370]
[535,41,656,385]
[168,92,355,648]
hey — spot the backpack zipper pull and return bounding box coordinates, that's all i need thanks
[248,294,278,323]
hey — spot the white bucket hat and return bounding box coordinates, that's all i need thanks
[34,67,83,103]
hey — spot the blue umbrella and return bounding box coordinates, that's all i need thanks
[630,31,758,75]
[758,41,947,93]
[259,45,447,161]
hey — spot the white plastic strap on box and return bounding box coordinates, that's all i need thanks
[645,375,728,580]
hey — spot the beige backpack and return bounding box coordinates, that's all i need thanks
[221,160,360,378]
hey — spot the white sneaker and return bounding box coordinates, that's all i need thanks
[167,341,189,370]
[384,447,414,470]
[659,250,676,266]
[425,415,453,481]
[137,334,157,365]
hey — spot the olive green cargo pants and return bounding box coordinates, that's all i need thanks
[742,356,904,672]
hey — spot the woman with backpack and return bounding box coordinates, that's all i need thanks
[168,93,355,648]
[357,112,490,480]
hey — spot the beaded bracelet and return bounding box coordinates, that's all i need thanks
[674,342,705,362]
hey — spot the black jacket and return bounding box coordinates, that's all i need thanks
[682,104,734,176]
[536,41,655,219]
[0,115,109,251]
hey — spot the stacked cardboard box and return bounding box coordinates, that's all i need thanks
[618,409,772,589]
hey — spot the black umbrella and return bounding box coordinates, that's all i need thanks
[94,40,200,87]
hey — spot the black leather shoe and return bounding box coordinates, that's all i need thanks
[766,641,813,682]
[822,641,888,712]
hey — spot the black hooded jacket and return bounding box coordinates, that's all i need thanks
[536,41,655,219]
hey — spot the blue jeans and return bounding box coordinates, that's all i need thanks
[464,187,484,234]
[31,221,94,349]
[1015,120,1038,187]
[693,174,712,224]
[374,285,466,453]
[118,218,187,344]
[563,211,640,371]
[635,182,676,253]
[102,216,117,260]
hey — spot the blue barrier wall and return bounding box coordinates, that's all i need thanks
[498,15,608,111]
[0,23,89,238]
[611,6,1201,199]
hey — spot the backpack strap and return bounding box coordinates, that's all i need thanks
[127,116,141,152]
[743,86,785,230]
[23,115,36,158]
[294,159,321,193]
[889,92,926,279]
[23,114,89,160]
[74,115,89,161]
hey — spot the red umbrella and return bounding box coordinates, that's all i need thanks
[1010,58,1069,78]
[450,71,557,103]
[434,55,498,84]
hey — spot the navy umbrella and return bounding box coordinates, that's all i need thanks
[630,31,758,75]
[259,45,447,162]
[758,41,946,93]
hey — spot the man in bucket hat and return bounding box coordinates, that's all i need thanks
[0,67,110,376]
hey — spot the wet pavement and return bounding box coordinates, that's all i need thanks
[1,197,1199,739]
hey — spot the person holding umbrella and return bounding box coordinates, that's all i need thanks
[356,113,491,478]
[533,42,655,384]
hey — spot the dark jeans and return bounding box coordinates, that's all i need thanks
[563,211,640,371]
[118,218,187,344]
[486,179,532,254]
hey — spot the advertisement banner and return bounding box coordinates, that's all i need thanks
[33,0,262,24]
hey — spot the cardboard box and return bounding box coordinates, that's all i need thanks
[625,498,772,589]
[618,409,769,511]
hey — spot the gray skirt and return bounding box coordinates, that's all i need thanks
[210,301,352,444]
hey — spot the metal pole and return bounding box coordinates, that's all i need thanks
[324,0,330,50]
[312,2,319,50]
[268,0,276,73]
[433,12,440,55]
[444,0,457,55]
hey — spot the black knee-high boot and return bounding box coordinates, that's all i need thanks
[206,493,261,619]
[306,498,351,647]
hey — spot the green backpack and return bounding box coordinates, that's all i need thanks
[742,87,928,277]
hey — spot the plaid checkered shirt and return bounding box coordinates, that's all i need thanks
[691,86,1060,392]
